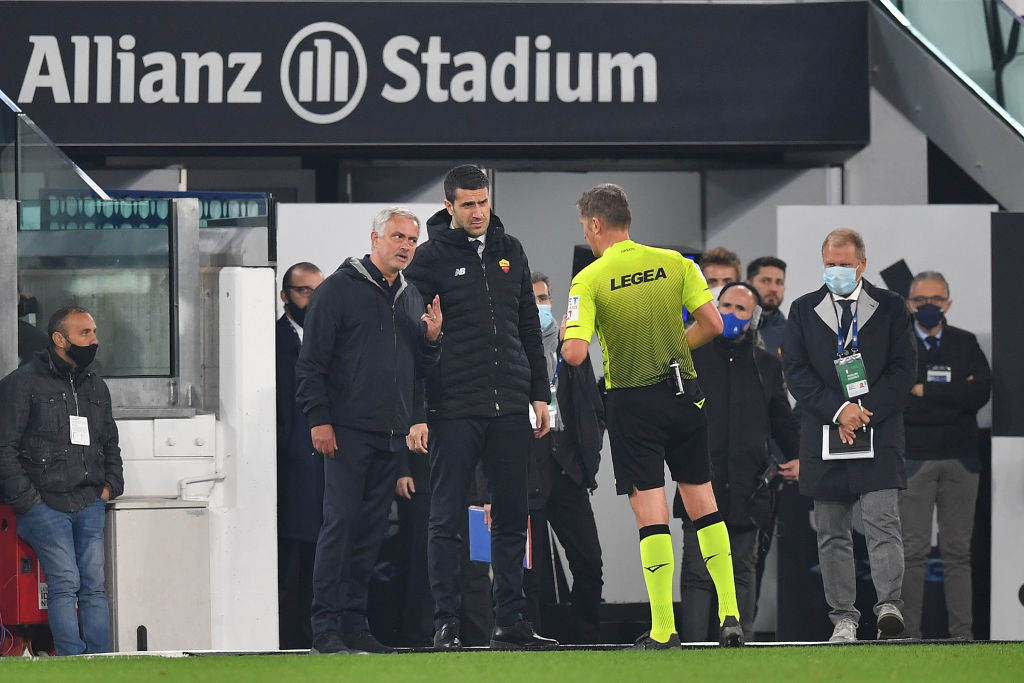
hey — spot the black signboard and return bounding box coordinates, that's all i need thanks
[0,1,869,148]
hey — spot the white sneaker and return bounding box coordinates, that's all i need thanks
[829,618,858,643]
[876,603,905,640]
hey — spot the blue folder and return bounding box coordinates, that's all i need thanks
[468,506,531,568]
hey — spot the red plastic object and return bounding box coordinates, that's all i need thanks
[0,505,48,626]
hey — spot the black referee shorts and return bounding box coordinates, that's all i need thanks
[605,380,712,496]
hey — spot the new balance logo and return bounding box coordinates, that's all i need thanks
[644,562,670,574]
[454,267,466,276]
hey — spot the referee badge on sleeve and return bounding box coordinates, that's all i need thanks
[567,296,580,321]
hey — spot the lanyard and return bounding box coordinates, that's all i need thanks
[833,299,859,357]
[551,356,564,386]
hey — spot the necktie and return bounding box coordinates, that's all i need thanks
[837,299,854,342]
[471,238,483,259]
[925,335,941,364]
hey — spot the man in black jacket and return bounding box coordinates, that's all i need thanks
[296,206,442,655]
[523,271,604,644]
[276,262,324,649]
[0,305,123,655]
[676,282,799,642]
[403,165,555,651]
[900,271,991,640]
[783,228,917,643]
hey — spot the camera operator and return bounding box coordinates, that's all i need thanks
[674,282,799,642]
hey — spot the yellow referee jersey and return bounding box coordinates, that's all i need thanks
[564,240,712,389]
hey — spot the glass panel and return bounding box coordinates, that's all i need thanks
[890,0,1024,125]
[0,96,15,201]
[17,199,173,376]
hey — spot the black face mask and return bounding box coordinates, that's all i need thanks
[285,301,307,327]
[62,337,99,368]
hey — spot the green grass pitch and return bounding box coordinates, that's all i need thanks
[1,643,1023,682]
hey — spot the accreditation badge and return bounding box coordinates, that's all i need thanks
[926,365,952,383]
[834,352,869,398]
[69,415,91,446]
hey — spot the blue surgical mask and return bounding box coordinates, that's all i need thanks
[913,303,944,329]
[824,266,858,296]
[720,312,751,340]
[537,304,555,331]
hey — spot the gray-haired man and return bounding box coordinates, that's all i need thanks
[901,271,990,639]
[296,207,443,654]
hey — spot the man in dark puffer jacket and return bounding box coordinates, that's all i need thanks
[297,207,442,655]
[403,165,555,651]
[0,305,123,655]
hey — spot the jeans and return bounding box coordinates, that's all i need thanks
[16,499,110,655]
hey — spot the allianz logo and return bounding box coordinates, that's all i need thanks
[18,22,659,125]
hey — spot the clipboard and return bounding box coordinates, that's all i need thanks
[821,425,874,460]
[468,506,532,569]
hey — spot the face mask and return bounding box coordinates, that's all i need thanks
[824,266,858,296]
[913,303,944,329]
[537,304,555,331]
[62,337,98,367]
[720,312,751,340]
[709,285,724,302]
[285,300,307,327]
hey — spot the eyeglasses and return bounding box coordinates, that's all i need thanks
[909,296,947,306]
[285,285,315,296]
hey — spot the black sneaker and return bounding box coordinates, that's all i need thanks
[344,630,396,654]
[490,621,559,650]
[719,616,745,647]
[632,631,682,650]
[433,622,463,650]
[310,630,352,655]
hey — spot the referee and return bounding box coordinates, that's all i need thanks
[561,184,744,649]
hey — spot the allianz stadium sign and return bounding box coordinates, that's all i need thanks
[0,2,869,148]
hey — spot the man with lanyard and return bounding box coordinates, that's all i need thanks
[561,183,743,649]
[782,228,916,642]
[900,271,991,640]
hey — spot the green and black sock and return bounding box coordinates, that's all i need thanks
[694,511,740,626]
[639,524,676,643]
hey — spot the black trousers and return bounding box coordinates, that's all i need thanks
[427,414,531,630]
[311,428,399,637]
[679,521,758,641]
[524,439,604,643]
[278,537,317,649]
[396,488,494,646]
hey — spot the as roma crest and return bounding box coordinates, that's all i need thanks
[499,258,510,273]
